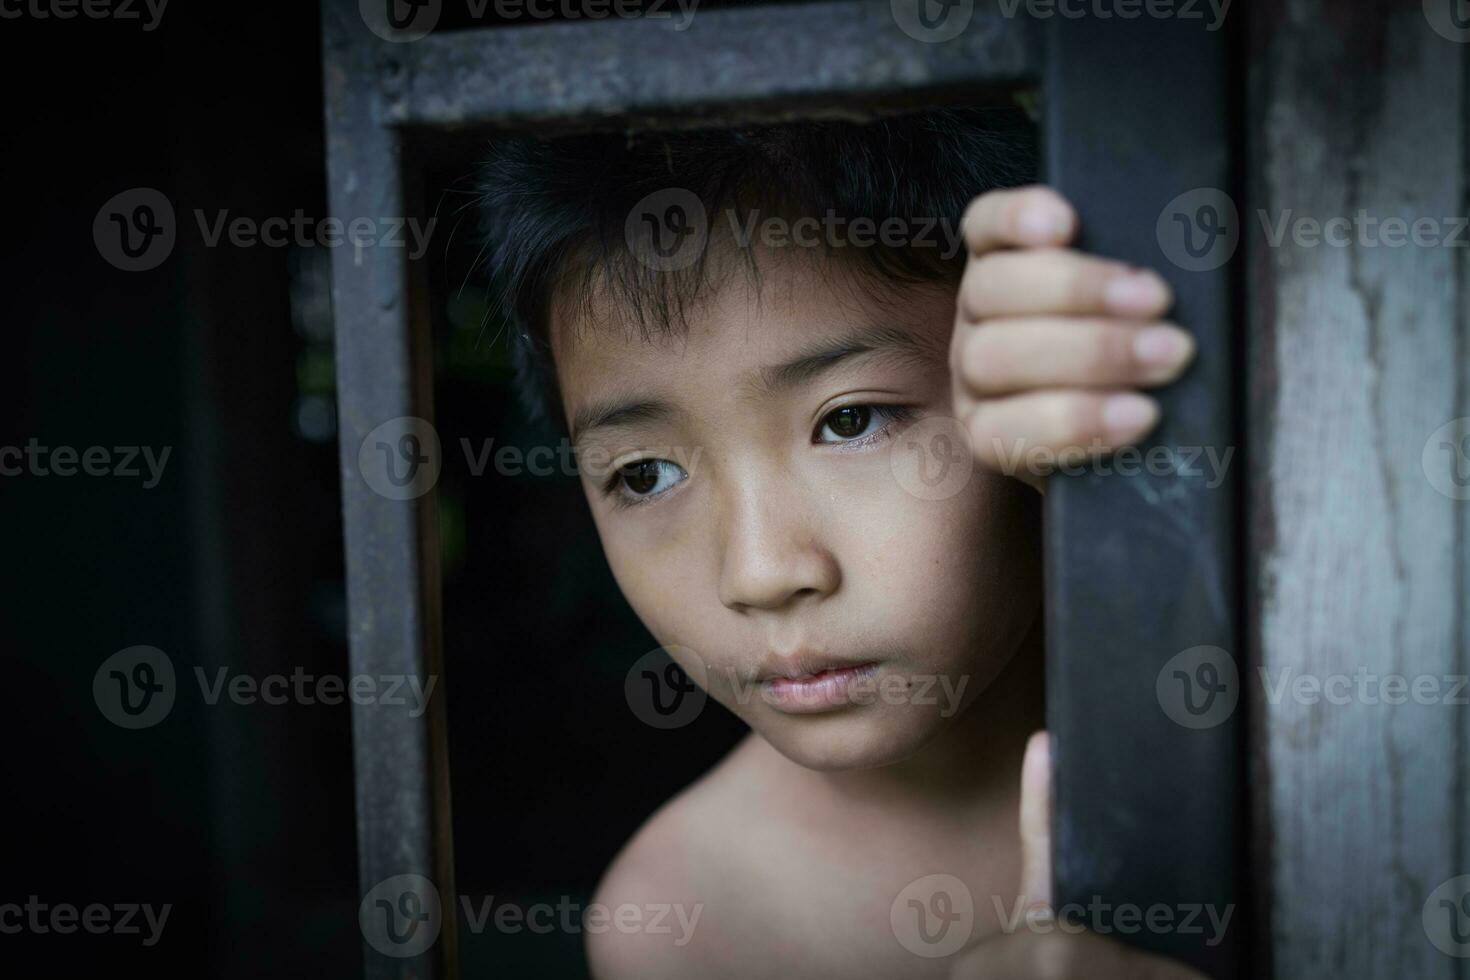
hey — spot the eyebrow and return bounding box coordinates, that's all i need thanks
[754,323,933,393]
[571,398,681,445]
[570,323,937,444]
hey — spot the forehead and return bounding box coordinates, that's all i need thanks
[548,245,955,415]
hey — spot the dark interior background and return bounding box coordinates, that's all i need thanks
[2,3,750,974]
[422,144,750,975]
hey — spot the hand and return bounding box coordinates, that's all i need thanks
[950,186,1196,491]
[947,732,1208,979]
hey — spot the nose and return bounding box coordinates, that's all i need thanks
[716,482,841,613]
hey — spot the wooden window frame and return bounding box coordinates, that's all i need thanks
[320,2,1243,976]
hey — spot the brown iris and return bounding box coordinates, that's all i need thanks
[825,406,870,439]
[620,460,662,495]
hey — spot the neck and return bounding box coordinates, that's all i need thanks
[810,611,1046,815]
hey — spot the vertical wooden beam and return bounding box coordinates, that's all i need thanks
[322,1,458,976]
[1248,2,1468,977]
[1044,11,1243,978]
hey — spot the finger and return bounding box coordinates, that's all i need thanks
[958,248,1173,322]
[965,390,1162,479]
[1019,730,1053,911]
[953,318,1196,397]
[962,185,1077,255]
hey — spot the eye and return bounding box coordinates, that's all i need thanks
[814,404,913,445]
[606,458,687,505]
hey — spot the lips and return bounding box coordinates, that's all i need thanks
[756,653,882,714]
[755,650,877,683]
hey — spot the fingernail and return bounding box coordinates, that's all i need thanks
[1133,325,1194,368]
[1102,393,1159,436]
[1105,271,1166,313]
[1018,205,1067,242]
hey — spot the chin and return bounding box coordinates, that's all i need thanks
[756,706,946,772]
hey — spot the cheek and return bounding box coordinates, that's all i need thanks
[852,469,1040,663]
[587,500,715,649]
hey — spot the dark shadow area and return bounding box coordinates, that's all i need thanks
[419,146,749,977]
[2,3,753,975]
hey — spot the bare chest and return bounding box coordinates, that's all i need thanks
[685,817,1019,980]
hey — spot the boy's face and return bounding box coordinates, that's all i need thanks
[552,246,1041,771]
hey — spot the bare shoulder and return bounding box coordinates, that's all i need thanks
[585,733,776,980]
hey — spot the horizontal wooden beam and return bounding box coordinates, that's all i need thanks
[376,0,1042,127]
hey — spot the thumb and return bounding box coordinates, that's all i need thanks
[1018,729,1053,913]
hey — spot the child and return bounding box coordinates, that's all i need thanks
[477,107,1202,979]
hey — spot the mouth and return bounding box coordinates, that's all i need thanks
[757,659,882,714]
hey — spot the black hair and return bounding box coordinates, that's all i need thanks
[474,105,1038,431]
